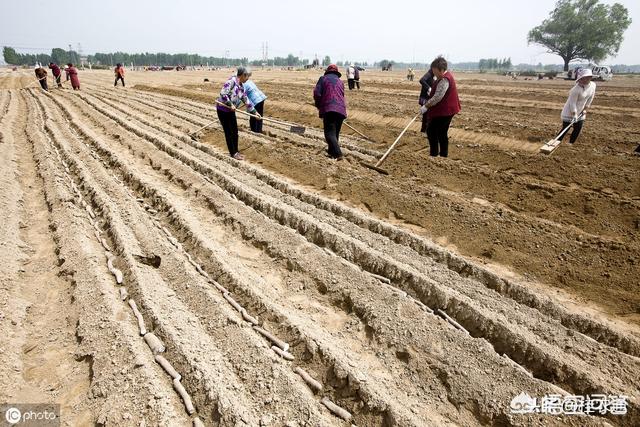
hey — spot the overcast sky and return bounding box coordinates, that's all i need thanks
[1,0,638,64]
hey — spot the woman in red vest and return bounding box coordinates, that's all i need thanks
[420,56,461,157]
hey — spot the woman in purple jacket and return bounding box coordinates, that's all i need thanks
[313,64,347,160]
[216,66,261,160]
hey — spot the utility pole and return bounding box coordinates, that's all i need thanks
[77,43,85,69]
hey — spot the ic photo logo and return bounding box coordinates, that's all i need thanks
[1,404,60,426]
[5,408,21,425]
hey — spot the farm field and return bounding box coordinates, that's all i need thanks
[0,67,638,426]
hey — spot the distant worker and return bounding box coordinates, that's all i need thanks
[353,66,361,90]
[346,64,356,90]
[48,62,62,88]
[420,56,461,157]
[64,64,70,81]
[34,66,48,91]
[407,67,415,81]
[114,63,125,87]
[243,78,267,133]
[216,66,261,160]
[67,63,80,90]
[557,68,595,145]
[418,68,435,133]
[313,64,347,160]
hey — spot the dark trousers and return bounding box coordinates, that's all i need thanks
[323,112,344,158]
[347,79,355,90]
[558,120,584,144]
[217,109,239,155]
[355,79,360,90]
[54,74,61,87]
[114,75,125,86]
[420,113,429,133]
[249,101,264,133]
[426,115,453,157]
[38,78,48,91]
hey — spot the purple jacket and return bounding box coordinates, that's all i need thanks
[49,63,61,77]
[313,72,347,119]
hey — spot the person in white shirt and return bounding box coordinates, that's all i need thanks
[346,64,356,90]
[558,68,596,144]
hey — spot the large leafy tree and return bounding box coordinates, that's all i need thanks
[3,46,20,65]
[528,0,631,71]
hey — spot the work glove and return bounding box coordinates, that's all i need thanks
[420,105,428,115]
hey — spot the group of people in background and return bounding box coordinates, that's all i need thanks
[34,62,80,91]
[32,54,593,163]
[346,64,360,90]
[215,66,265,160]
[213,57,462,161]
[309,56,461,160]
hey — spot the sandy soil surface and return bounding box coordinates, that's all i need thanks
[0,67,638,426]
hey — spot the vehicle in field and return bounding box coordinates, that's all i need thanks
[566,65,613,81]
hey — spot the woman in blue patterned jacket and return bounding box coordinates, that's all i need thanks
[216,66,261,160]
[243,79,267,133]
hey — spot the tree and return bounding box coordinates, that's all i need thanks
[379,59,394,70]
[528,0,631,71]
[3,46,19,64]
[51,48,70,65]
[322,55,331,66]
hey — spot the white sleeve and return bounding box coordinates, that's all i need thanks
[566,86,579,116]
[585,85,595,109]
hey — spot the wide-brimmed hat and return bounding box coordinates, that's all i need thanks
[577,68,593,80]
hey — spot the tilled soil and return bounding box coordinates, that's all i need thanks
[0,69,638,426]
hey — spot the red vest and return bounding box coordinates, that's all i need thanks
[427,71,461,118]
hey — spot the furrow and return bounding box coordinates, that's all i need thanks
[51,86,616,424]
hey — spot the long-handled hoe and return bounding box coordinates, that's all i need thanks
[362,113,420,175]
[343,121,372,142]
[540,113,584,154]
[189,101,306,140]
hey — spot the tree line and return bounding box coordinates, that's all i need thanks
[3,47,82,66]
[478,58,513,70]
[3,47,333,68]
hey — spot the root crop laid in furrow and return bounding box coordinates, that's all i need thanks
[51,88,624,426]
[32,90,340,426]
[23,91,188,426]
